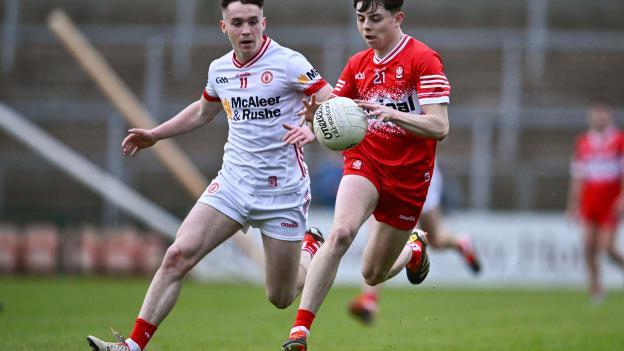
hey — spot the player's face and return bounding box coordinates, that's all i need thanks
[221,2,266,61]
[587,105,614,131]
[355,2,404,52]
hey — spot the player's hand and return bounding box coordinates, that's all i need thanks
[355,100,396,122]
[297,94,320,124]
[122,128,157,157]
[282,123,316,147]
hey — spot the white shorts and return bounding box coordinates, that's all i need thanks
[422,165,442,214]
[198,173,311,241]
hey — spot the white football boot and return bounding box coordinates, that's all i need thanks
[87,328,130,351]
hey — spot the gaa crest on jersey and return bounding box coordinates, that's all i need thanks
[351,159,363,170]
[395,65,404,79]
[261,71,273,85]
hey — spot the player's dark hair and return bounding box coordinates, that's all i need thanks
[221,0,264,9]
[591,96,614,110]
[353,0,403,14]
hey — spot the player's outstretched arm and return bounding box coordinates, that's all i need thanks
[297,84,334,123]
[356,100,449,141]
[122,98,222,157]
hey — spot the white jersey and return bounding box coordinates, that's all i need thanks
[203,36,328,195]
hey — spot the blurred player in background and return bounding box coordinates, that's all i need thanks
[282,1,450,349]
[566,98,624,303]
[86,1,333,350]
[349,163,481,324]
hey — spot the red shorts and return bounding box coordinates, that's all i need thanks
[580,182,621,228]
[342,154,431,230]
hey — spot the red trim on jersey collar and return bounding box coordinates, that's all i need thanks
[232,36,271,69]
[373,34,410,65]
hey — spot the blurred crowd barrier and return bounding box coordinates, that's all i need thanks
[190,210,624,288]
[0,223,166,276]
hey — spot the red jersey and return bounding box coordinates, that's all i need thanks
[571,127,624,185]
[572,127,624,227]
[333,35,450,230]
[333,35,450,186]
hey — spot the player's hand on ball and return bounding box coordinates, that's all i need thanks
[297,94,321,124]
[355,100,396,122]
[282,123,316,147]
[122,128,157,157]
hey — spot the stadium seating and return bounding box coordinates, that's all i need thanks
[1,0,623,227]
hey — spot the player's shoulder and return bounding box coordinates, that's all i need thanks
[407,37,437,53]
[268,39,310,63]
[576,132,590,145]
[404,36,442,60]
[346,48,375,67]
[208,51,235,71]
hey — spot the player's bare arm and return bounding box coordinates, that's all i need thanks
[122,98,222,157]
[356,100,449,140]
[565,176,581,219]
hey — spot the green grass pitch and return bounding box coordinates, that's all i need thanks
[1,277,623,350]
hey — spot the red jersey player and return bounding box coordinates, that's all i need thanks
[566,99,624,303]
[282,1,449,349]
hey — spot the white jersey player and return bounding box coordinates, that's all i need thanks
[200,36,328,240]
[203,36,327,197]
[86,2,333,351]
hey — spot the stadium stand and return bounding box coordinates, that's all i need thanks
[1,0,623,229]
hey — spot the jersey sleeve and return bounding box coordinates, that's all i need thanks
[332,59,358,99]
[202,63,220,102]
[414,50,451,105]
[287,52,329,96]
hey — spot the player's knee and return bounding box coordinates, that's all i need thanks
[267,291,295,309]
[362,268,386,286]
[161,245,192,276]
[327,226,356,254]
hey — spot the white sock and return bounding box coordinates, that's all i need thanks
[125,338,141,351]
[290,326,309,337]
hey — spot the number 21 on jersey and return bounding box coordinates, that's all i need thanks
[374,69,386,84]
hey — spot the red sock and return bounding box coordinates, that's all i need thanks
[292,309,316,332]
[128,318,158,351]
